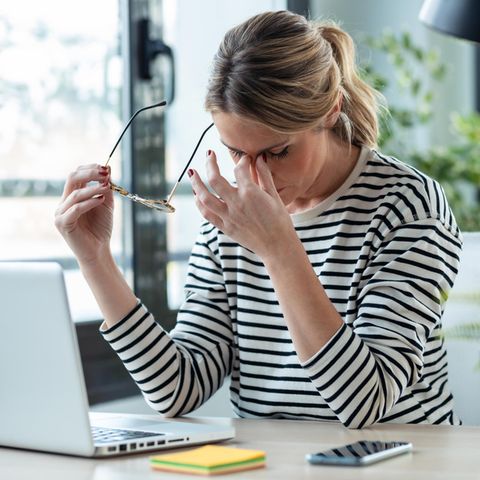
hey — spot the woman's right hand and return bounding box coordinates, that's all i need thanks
[54,164,114,266]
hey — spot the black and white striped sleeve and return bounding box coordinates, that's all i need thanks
[301,216,462,428]
[100,224,234,417]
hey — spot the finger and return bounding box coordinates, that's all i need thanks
[193,193,225,231]
[77,163,106,171]
[189,169,228,216]
[206,150,236,199]
[233,155,255,189]
[61,170,109,203]
[61,165,110,201]
[249,159,259,186]
[55,195,106,233]
[57,183,111,216]
[256,153,278,197]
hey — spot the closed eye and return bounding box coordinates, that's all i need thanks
[228,149,244,159]
[228,146,289,160]
[269,146,289,159]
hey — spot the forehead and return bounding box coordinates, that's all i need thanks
[212,112,289,151]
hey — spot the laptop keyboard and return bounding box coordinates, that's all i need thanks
[92,426,164,445]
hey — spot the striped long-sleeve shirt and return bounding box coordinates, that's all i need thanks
[101,146,463,428]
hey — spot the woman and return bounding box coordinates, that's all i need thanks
[55,10,462,428]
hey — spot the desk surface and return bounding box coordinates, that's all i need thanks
[1,414,479,480]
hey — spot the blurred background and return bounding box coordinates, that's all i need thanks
[1,0,478,424]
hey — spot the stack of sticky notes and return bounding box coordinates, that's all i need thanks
[150,444,266,475]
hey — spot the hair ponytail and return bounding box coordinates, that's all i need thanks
[318,23,383,147]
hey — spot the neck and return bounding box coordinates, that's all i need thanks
[288,134,360,214]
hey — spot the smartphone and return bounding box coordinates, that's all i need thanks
[306,440,412,466]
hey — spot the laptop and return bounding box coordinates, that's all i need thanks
[0,262,234,457]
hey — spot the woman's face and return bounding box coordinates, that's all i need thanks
[212,111,332,211]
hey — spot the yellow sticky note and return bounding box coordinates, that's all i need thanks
[150,444,266,475]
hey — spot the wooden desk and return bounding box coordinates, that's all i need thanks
[1,414,479,479]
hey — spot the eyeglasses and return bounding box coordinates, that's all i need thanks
[105,100,214,213]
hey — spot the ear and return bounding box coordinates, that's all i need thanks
[324,94,343,129]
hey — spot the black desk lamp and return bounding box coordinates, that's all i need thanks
[419,0,480,43]
[419,0,480,110]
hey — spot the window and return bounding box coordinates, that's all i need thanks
[0,0,127,321]
[0,0,141,403]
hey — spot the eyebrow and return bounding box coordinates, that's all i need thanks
[220,139,289,154]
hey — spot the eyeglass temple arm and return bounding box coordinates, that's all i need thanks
[105,100,167,167]
[166,122,215,203]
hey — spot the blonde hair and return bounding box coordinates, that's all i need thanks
[205,10,383,148]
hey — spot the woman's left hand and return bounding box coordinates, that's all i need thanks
[189,151,296,259]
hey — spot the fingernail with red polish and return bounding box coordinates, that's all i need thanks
[188,169,194,177]
[207,149,212,157]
